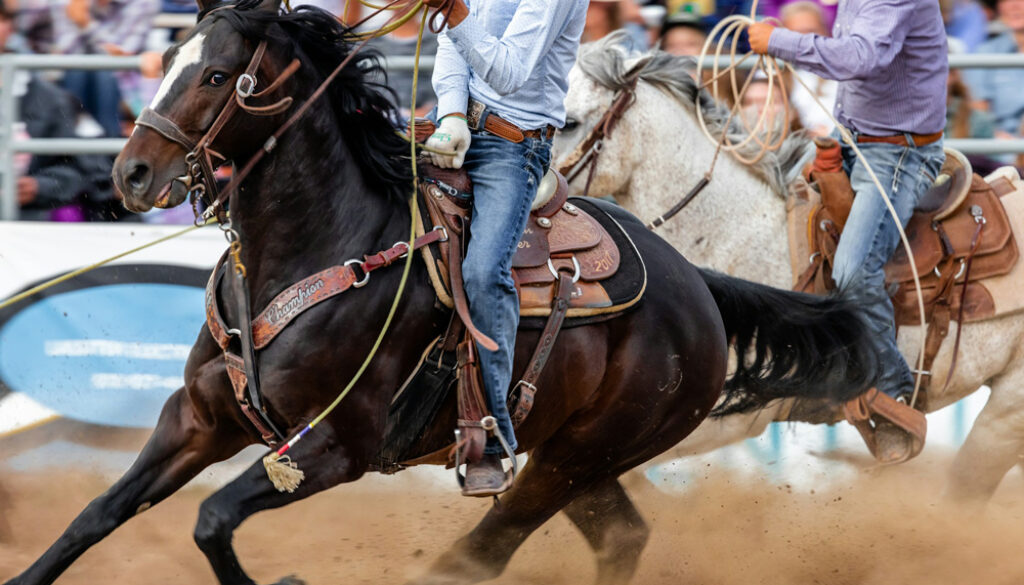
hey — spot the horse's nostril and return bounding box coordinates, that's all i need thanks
[124,159,151,193]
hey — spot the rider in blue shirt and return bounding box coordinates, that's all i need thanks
[424,0,587,496]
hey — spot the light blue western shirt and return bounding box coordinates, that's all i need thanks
[432,0,588,131]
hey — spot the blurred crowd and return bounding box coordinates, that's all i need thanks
[4,0,1024,221]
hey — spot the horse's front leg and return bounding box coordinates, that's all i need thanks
[5,360,250,585]
[193,424,365,585]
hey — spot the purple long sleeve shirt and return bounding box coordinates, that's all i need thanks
[766,0,947,136]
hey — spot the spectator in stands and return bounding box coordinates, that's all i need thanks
[52,0,160,138]
[740,74,801,133]
[948,47,997,139]
[10,0,55,53]
[755,0,836,31]
[659,7,707,56]
[0,4,106,221]
[160,0,196,13]
[583,0,649,48]
[966,0,1024,138]
[779,1,836,136]
[942,0,990,52]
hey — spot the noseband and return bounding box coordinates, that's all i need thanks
[134,38,300,220]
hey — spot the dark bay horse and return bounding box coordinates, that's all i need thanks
[5,2,877,584]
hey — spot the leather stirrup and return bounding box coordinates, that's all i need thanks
[843,388,927,464]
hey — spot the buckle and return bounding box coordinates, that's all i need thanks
[236,73,257,99]
[344,259,371,288]
[466,99,486,131]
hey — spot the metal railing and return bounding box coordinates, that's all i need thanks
[1,51,1022,219]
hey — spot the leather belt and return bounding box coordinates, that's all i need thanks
[467,98,555,144]
[856,131,943,148]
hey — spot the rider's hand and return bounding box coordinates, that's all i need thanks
[748,22,776,55]
[426,115,471,170]
[421,0,468,28]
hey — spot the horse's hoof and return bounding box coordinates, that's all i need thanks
[273,576,307,585]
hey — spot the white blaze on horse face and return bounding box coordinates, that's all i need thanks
[150,33,207,114]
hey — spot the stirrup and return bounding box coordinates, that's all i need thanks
[453,415,518,493]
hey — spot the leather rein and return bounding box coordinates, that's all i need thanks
[556,75,713,230]
[557,76,638,200]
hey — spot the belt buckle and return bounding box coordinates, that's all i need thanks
[466,99,486,131]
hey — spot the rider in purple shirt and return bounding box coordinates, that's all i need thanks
[749,0,948,463]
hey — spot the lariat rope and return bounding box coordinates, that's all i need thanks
[695,4,928,406]
[0,219,215,312]
[262,3,430,492]
[0,0,439,309]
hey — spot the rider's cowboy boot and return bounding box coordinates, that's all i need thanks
[843,388,927,464]
[462,453,509,497]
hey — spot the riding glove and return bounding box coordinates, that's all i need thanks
[426,114,471,170]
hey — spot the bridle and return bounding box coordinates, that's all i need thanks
[556,75,638,200]
[134,38,300,223]
[556,71,714,230]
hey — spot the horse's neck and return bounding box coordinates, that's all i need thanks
[231,103,405,301]
[621,89,793,289]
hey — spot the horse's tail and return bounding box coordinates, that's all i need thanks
[697,268,879,416]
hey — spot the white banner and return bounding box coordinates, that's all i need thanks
[0,221,226,433]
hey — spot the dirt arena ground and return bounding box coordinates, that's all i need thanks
[3,450,1024,585]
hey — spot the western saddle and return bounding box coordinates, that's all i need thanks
[793,138,1019,458]
[415,157,642,488]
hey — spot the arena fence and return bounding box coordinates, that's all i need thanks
[0,52,1022,220]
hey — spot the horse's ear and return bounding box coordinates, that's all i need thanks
[623,55,653,83]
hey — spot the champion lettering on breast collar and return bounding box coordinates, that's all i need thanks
[265,278,327,325]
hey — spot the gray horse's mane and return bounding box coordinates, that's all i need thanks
[576,32,813,197]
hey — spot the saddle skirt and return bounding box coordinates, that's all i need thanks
[418,164,646,322]
[790,142,1023,326]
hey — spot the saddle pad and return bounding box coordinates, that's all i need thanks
[419,197,646,325]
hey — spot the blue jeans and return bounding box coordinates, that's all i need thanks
[462,131,551,454]
[62,70,123,138]
[834,133,945,398]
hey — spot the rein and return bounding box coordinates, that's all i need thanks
[557,74,714,230]
[557,76,637,199]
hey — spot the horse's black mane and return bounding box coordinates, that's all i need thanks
[212,1,414,202]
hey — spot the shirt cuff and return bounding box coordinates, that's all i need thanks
[436,88,469,121]
[766,28,803,63]
[446,12,488,60]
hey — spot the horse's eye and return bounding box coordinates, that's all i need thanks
[207,72,229,87]
[563,118,579,132]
